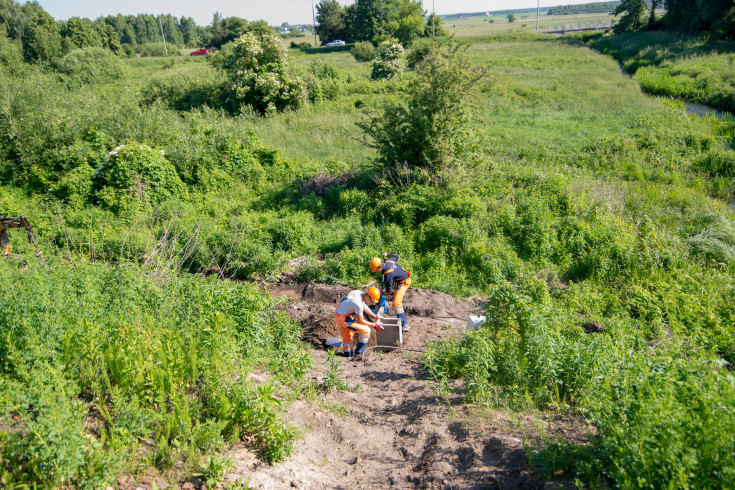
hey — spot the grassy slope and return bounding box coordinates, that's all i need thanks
[1,32,735,487]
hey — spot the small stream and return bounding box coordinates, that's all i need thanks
[684,102,732,120]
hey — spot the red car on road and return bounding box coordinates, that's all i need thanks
[190,48,209,56]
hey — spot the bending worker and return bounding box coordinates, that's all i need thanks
[370,252,412,332]
[334,287,383,357]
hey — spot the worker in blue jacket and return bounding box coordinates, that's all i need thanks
[369,253,412,332]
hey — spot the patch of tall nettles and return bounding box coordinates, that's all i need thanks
[423,270,735,487]
[0,258,309,487]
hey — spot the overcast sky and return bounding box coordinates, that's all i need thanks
[33,1,608,27]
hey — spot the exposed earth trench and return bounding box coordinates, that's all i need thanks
[216,282,591,490]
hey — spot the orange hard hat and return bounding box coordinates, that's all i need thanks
[369,257,382,272]
[367,287,381,302]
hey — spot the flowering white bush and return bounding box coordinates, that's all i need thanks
[371,40,405,80]
[224,32,306,115]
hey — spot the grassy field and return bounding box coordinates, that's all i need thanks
[445,12,616,36]
[1,26,735,487]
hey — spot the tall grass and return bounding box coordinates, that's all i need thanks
[0,257,309,486]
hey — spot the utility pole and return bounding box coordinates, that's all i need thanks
[312,0,317,46]
[536,0,540,32]
[158,16,168,56]
[432,0,435,37]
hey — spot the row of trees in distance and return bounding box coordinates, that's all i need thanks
[315,0,445,46]
[0,0,280,62]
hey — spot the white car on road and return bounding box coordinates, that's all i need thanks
[326,40,346,47]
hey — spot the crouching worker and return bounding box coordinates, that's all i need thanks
[370,253,412,332]
[334,287,383,357]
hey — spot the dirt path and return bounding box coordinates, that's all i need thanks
[223,283,588,489]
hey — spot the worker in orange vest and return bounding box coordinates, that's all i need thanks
[370,253,412,332]
[334,287,383,357]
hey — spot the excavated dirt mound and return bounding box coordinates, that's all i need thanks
[267,282,472,350]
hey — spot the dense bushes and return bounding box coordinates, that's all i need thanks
[370,39,404,80]
[351,41,376,62]
[140,65,228,111]
[0,258,308,486]
[92,143,186,213]
[55,47,126,84]
[224,32,306,115]
[362,39,483,170]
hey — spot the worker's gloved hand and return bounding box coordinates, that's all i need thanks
[382,252,389,257]
[373,322,383,331]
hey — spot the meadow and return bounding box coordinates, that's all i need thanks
[1,27,735,487]
[445,11,615,36]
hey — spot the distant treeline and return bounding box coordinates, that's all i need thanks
[441,8,544,20]
[0,0,277,62]
[547,2,621,15]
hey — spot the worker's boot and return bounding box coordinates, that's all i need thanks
[354,341,368,356]
[397,312,410,332]
[343,348,353,358]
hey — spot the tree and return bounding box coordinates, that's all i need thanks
[648,0,659,29]
[95,23,122,54]
[61,17,101,51]
[360,39,485,171]
[371,38,403,79]
[507,13,516,23]
[613,0,647,33]
[223,32,305,115]
[315,0,345,45]
[424,13,447,37]
[23,8,62,62]
[352,0,425,46]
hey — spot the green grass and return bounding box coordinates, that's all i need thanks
[2,29,735,488]
[590,30,735,111]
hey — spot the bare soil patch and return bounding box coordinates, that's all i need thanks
[221,282,591,489]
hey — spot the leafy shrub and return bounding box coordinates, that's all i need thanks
[224,32,306,116]
[140,42,170,57]
[92,143,186,212]
[0,258,308,486]
[304,61,343,102]
[351,41,376,62]
[362,39,484,170]
[56,47,126,85]
[587,355,735,488]
[370,39,404,80]
[140,65,228,111]
[406,37,437,69]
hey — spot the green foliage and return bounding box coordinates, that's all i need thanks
[370,39,404,80]
[613,0,648,34]
[224,32,306,116]
[92,143,186,213]
[304,61,343,102]
[351,41,376,62]
[139,42,171,57]
[321,350,350,391]
[140,65,228,111]
[0,258,307,485]
[352,0,425,46]
[363,39,483,170]
[56,47,126,85]
[590,32,735,111]
[315,0,347,45]
[507,13,516,23]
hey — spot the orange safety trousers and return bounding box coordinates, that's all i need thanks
[392,276,412,314]
[334,313,371,351]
